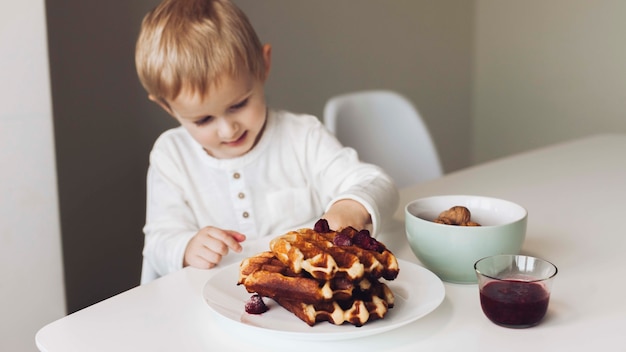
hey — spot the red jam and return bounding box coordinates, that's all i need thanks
[479,280,550,328]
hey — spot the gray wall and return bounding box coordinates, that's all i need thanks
[46,0,174,312]
[237,0,474,173]
[46,0,473,312]
[473,0,626,162]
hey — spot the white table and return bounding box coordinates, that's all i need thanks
[36,134,626,351]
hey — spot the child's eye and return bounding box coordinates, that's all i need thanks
[194,116,213,126]
[230,98,249,111]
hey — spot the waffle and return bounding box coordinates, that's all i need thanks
[238,221,399,326]
[239,251,372,303]
[269,227,399,281]
[274,280,395,327]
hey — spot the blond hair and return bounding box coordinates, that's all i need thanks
[135,0,265,100]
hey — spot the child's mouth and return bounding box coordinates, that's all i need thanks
[224,131,247,146]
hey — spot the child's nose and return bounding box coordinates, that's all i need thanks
[218,118,239,139]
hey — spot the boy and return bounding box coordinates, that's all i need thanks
[135,0,398,283]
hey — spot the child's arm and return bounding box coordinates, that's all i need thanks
[322,199,372,233]
[183,227,246,269]
[143,140,247,278]
[299,114,399,235]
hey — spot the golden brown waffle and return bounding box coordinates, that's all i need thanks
[239,251,371,303]
[273,280,395,327]
[239,221,399,326]
[269,227,399,281]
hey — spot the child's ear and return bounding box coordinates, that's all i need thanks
[148,94,176,118]
[262,44,272,82]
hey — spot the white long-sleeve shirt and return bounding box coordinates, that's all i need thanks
[141,109,398,283]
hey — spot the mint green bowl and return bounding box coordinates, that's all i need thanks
[405,195,527,284]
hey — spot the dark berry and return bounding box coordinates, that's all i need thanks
[352,229,384,252]
[352,230,370,248]
[245,294,269,314]
[333,233,352,246]
[314,219,331,233]
[365,237,385,253]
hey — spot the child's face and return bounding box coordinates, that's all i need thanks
[164,73,268,159]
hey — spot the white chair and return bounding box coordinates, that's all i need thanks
[323,90,443,188]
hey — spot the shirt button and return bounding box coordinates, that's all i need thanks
[242,211,249,218]
[238,192,245,199]
[233,172,240,179]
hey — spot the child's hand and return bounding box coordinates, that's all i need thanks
[322,199,372,232]
[183,227,246,269]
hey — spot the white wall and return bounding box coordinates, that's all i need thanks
[473,0,626,163]
[0,0,66,351]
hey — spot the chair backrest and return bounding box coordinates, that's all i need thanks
[323,90,443,188]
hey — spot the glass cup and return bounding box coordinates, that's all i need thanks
[474,254,557,328]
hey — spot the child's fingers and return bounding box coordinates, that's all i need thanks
[184,227,248,269]
[183,238,221,269]
[224,230,246,243]
[185,252,218,269]
[204,227,245,253]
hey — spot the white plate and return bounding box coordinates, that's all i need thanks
[202,259,445,341]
